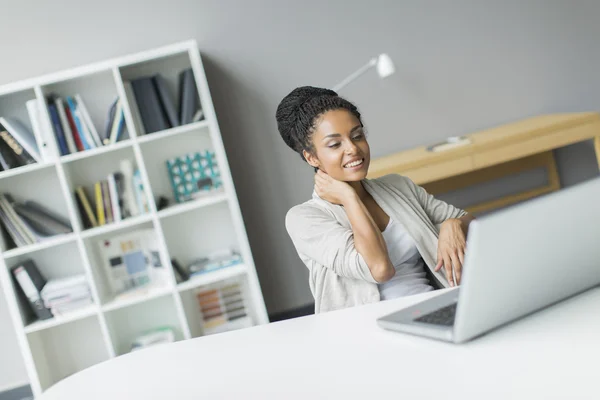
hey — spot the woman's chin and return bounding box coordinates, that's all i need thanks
[342,169,368,181]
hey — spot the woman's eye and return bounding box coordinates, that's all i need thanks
[328,143,341,148]
[352,133,364,140]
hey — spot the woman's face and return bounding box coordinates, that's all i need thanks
[303,109,370,182]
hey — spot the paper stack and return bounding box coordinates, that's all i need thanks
[40,274,93,316]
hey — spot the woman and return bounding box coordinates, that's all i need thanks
[276,86,474,313]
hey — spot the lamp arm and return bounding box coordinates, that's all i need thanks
[332,57,378,92]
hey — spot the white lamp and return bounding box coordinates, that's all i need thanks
[332,53,396,92]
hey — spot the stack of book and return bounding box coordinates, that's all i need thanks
[130,327,175,353]
[171,249,242,283]
[196,281,252,335]
[40,274,93,316]
[45,94,125,156]
[126,68,203,135]
[0,116,42,171]
[0,194,72,248]
[74,159,149,229]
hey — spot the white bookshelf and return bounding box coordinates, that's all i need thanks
[0,40,268,397]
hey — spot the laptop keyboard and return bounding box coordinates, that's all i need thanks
[414,303,458,326]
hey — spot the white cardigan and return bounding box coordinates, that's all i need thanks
[285,174,467,313]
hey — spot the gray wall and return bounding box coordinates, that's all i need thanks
[1,0,600,389]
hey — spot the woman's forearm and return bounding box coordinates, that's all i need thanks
[342,194,395,283]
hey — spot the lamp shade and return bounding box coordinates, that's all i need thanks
[376,53,395,78]
[332,53,396,92]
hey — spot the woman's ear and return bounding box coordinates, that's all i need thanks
[303,150,319,169]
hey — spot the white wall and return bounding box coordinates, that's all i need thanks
[1,0,600,390]
[0,289,28,391]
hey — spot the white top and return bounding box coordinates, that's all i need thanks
[40,287,600,400]
[285,175,467,312]
[378,218,434,300]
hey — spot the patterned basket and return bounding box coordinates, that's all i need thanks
[166,150,222,203]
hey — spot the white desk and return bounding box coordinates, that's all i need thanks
[41,287,600,400]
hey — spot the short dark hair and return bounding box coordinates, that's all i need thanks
[275,86,362,161]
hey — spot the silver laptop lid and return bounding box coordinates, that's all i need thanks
[454,177,600,343]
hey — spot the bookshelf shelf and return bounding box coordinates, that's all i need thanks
[60,139,134,163]
[177,263,248,292]
[0,40,268,397]
[157,191,228,219]
[2,233,77,259]
[23,304,99,334]
[80,213,153,239]
[0,162,55,181]
[136,120,210,144]
[101,284,173,313]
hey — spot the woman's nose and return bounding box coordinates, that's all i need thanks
[345,141,359,155]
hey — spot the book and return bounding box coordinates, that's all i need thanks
[40,274,93,316]
[95,182,105,226]
[14,202,72,236]
[75,186,98,228]
[188,250,242,277]
[0,124,37,165]
[130,77,170,134]
[123,81,146,136]
[11,259,53,321]
[120,159,139,217]
[0,218,16,249]
[66,96,94,150]
[132,170,149,214]
[0,205,27,246]
[0,117,41,162]
[41,274,88,302]
[63,101,85,152]
[108,99,125,144]
[131,327,175,352]
[75,94,102,147]
[0,138,23,169]
[153,74,179,128]
[26,99,57,163]
[102,180,113,224]
[103,98,119,145]
[47,100,69,156]
[171,258,189,282]
[0,194,36,244]
[53,98,77,154]
[195,281,251,335]
[178,68,199,125]
[107,173,121,222]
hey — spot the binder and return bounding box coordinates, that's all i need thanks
[11,259,53,320]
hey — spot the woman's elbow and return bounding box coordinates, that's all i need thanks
[371,262,395,283]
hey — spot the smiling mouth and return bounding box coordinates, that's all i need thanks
[344,158,364,168]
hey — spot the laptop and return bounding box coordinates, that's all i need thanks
[377,177,600,343]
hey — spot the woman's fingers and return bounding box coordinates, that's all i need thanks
[435,258,443,272]
[443,254,454,287]
[451,252,462,285]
